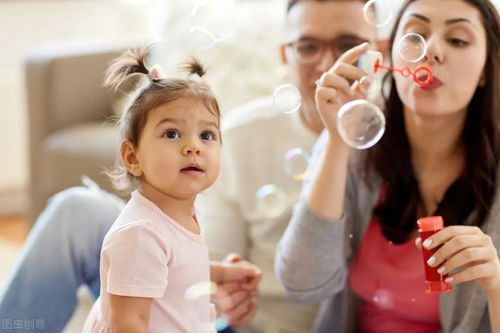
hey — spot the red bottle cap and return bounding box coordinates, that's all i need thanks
[417,216,444,232]
[425,280,453,294]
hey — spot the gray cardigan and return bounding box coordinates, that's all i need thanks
[275,132,500,332]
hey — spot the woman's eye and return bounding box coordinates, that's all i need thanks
[163,130,180,139]
[449,38,469,47]
[200,131,214,140]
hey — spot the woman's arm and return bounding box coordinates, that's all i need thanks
[276,43,373,303]
[109,295,153,333]
[487,289,500,333]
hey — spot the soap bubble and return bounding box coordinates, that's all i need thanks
[185,282,231,331]
[256,185,287,218]
[363,0,393,27]
[372,289,394,309]
[337,99,385,149]
[284,148,310,181]
[189,0,237,49]
[273,84,302,114]
[184,281,217,300]
[398,33,428,63]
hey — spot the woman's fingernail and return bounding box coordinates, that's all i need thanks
[360,76,373,87]
[437,266,445,274]
[427,256,436,266]
[423,239,433,248]
[445,277,453,284]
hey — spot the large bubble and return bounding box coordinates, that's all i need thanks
[337,99,385,149]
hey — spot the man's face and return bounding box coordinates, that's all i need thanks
[282,1,377,112]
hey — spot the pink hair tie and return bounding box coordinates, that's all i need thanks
[147,64,165,81]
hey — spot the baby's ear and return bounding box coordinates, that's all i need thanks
[121,140,143,177]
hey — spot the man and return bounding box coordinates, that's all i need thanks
[196,0,378,331]
[0,0,379,332]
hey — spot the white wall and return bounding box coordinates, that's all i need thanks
[0,0,166,214]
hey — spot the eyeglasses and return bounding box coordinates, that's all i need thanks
[285,35,370,65]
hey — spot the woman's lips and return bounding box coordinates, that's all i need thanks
[419,75,443,90]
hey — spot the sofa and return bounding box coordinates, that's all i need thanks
[25,42,134,224]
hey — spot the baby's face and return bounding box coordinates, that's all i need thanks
[134,97,221,200]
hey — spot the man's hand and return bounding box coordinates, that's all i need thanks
[211,253,262,327]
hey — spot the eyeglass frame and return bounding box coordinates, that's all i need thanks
[285,35,370,65]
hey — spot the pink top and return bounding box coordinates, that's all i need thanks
[348,220,441,333]
[83,190,215,333]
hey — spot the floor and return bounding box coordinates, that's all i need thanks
[0,215,92,332]
[0,215,29,244]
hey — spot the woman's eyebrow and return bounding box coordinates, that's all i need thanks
[445,17,477,30]
[409,13,430,23]
[407,13,477,30]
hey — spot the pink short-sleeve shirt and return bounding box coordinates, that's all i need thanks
[83,190,214,333]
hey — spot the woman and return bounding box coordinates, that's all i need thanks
[276,0,500,332]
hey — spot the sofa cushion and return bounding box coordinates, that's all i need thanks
[40,122,121,196]
[49,49,121,130]
[44,122,120,160]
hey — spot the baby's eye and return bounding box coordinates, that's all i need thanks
[163,129,180,139]
[200,131,215,141]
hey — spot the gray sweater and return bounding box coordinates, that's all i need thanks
[276,132,500,332]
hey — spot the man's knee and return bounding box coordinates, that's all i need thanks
[40,186,125,232]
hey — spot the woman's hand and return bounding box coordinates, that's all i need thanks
[314,42,371,138]
[417,226,500,293]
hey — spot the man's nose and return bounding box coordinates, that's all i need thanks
[316,48,336,73]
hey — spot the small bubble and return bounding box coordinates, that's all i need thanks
[363,0,393,27]
[256,184,287,218]
[284,148,310,181]
[184,281,217,300]
[372,289,394,309]
[398,33,428,63]
[273,84,302,114]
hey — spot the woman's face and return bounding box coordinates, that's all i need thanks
[391,0,487,117]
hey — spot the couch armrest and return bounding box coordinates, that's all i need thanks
[25,42,132,224]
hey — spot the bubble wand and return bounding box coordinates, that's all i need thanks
[359,51,433,88]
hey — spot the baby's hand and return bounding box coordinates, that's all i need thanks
[221,253,262,290]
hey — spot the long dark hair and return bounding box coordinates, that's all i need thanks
[365,0,500,243]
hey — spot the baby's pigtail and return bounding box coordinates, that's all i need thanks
[104,45,151,92]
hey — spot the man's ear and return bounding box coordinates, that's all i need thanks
[121,140,142,177]
[279,44,288,65]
